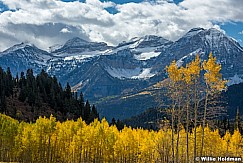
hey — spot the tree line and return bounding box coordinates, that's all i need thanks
[0,67,99,123]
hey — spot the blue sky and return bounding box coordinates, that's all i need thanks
[0,0,242,51]
[221,22,243,45]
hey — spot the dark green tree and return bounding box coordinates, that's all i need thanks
[5,67,13,97]
[87,105,99,124]
[110,118,116,126]
[78,92,85,118]
[116,119,124,131]
[64,83,72,100]
[84,100,91,122]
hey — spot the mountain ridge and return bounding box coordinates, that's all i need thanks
[1,28,243,120]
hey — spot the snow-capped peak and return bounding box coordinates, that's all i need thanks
[182,27,228,41]
[2,42,36,53]
[183,27,205,38]
[142,35,167,42]
[179,27,243,52]
[118,35,171,49]
[64,37,89,47]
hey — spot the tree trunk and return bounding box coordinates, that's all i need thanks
[186,102,189,163]
[171,108,175,163]
[200,88,209,160]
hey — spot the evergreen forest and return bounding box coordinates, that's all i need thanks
[0,68,99,123]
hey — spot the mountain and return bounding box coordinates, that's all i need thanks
[0,42,53,75]
[96,28,243,120]
[152,28,243,77]
[118,35,172,49]
[0,29,243,121]
[46,35,171,101]
[51,37,113,57]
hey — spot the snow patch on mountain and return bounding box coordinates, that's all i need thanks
[176,48,202,67]
[105,67,155,79]
[134,51,161,60]
[131,68,156,79]
[227,74,243,86]
[51,48,113,60]
[105,67,141,79]
[62,51,106,61]
[64,55,89,61]
[129,38,145,49]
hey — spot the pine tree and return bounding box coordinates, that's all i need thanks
[116,119,124,131]
[5,67,13,97]
[64,83,72,100]
[84,100,91,122]
[91,105,99,119]
[86,105,99,124]
[111,118,116,126]
[78,92,85,118]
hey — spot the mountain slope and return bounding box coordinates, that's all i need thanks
[152,28,243,76]
[0,29,243,121]
[96,28,243,120]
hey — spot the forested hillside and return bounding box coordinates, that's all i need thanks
[0,67,99,123]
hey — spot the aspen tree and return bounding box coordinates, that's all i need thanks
[166,60,184,162]
[201,52,227,158]
[182,55,201,162]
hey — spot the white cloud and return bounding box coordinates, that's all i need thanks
[0,0,243,51]
[60,28,71,33]
[239,31,243,35]
[213,24,226,34]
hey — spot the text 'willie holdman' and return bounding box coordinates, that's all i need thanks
[196,156,242,162]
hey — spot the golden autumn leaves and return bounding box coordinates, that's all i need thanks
[0,113,243,162]
[165,53,229,162]
[166,52,227,91]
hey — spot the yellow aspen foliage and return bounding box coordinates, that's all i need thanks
[223,130,232,155]
[166,60,183,82]
[182,54,201,84]
[229,129,243,157]
[203,52,227,91]
[0,114,243,162]
[0,114,19,162]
